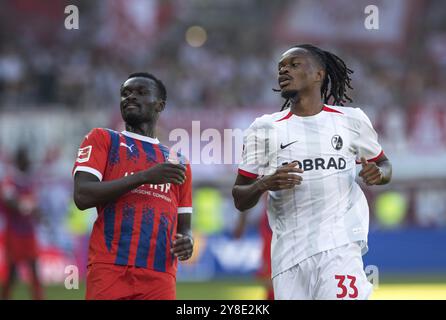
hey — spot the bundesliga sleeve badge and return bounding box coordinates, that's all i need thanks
[76,145,92,163]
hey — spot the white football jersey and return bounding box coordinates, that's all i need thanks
[238,105,384,278]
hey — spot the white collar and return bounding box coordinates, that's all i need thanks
[121,131,160,144]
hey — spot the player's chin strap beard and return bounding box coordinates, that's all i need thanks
[273,87,301,111]
[124,116,157,136]
[272,87,299,99]
[124,114,142,128]
[124,110,158,126]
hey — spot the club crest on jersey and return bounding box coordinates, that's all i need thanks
[331,135,343,150]
[76,145,92,163]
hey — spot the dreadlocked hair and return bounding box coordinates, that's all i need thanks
[278,44,354,111]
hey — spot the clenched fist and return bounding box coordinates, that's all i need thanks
[358,157,383,186]
[257,162,304,192]
[170,233,194,261]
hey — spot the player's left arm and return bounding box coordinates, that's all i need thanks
[172,213,193,261]
[171,163,194,261]
[359,153,392,186]
[355,108,392,186]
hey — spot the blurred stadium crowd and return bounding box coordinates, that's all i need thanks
[0,0,445,287]
[1,1,446,152]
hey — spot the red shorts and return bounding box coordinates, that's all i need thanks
[86,263,176,300]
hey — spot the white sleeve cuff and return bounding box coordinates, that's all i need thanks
[73,166,103,181]
[178,207,193,214]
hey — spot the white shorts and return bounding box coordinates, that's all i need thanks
[272,242,373,300]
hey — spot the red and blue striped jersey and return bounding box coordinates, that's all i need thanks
[72,128,192,277]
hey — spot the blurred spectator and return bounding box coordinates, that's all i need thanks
[0,147,43,300]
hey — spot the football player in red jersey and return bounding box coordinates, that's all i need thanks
[73,73,193,300]
[0,147,43,300]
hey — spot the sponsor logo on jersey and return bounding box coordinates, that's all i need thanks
[125,171,171,193]
[120,142,135,153]
[293,157,347,171]
[280,140,298,149]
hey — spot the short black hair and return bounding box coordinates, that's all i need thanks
[279,44,353,111]
[127,72,167,102]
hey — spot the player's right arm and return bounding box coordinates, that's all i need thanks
[232,118,303,211]
[232,163,303,212]
[74,164,185,210]
[73,128,185,210]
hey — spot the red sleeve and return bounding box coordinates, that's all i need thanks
[238,168,258,179]
[355,150,385,164]
[72,128,110,181]
[178,163,192,214]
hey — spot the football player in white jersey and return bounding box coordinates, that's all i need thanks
[232,44,392,300]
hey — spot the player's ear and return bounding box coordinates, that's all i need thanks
[315,68,325,83]
[157,100,166,112]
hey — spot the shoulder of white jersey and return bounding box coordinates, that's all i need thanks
[324,105,371,122]
[249,109,291,129]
